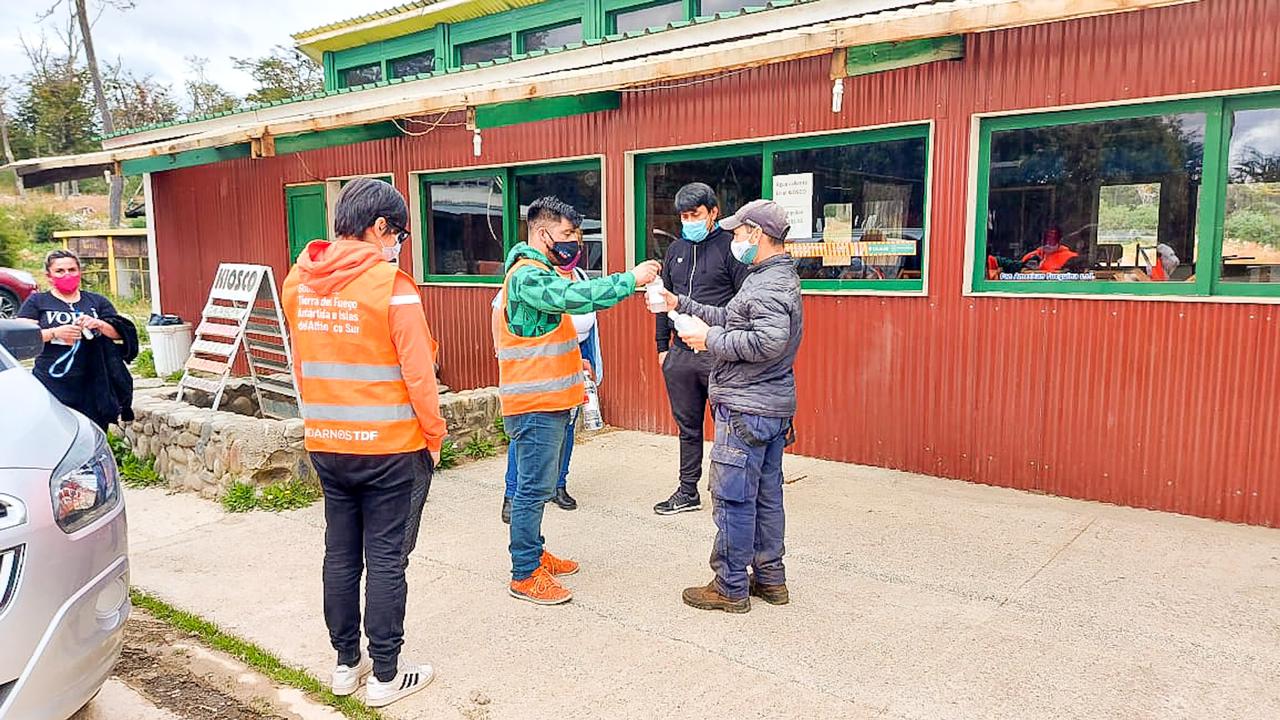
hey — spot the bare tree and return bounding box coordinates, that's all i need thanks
[72,0,128,226]
[0,85,24,197]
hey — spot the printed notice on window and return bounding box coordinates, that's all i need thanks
[772,173,813,241]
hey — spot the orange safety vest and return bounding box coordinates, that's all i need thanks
[281,262,425,454]
[496,258,585,417]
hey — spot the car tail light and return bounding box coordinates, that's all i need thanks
[49,419,120,534]
[0,546,21,615]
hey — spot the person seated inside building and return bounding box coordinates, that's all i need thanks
[1020,227,1079,273]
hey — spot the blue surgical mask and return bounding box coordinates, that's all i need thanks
[681,219,711,243]
[731,234,758,265]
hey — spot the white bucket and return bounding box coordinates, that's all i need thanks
[149,323,193,377]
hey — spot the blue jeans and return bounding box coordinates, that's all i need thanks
[707,405,789,600]
[504,409,575,497]
[505,410,570,581]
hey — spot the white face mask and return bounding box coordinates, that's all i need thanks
[381,238,403,263]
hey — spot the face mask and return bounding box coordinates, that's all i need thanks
[381,239,403,263]
[682,219,712,243]
[546,230,583,267]
[730,233,758,265]
[52,273,81,294]
[560,249,583,272]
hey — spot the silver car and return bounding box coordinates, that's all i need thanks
[0,320,130,720]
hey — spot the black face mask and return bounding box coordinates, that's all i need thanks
[546,233,583,267]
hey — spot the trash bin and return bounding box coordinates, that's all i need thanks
[150,322,193,377]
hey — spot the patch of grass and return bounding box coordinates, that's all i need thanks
[165,369,185,384]
[257,479,321,512]
[129,589,388,720]
[492,415,509,444]
[463,435,496,460]
[436,439,460,470]
[107,432,165,489]
[133,348,157,378]
[221,481,258,513]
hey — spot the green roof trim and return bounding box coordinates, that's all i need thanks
[274,122,403,155]
[844,35,965,77]
[120,144,252,176]
[473,91,621,129]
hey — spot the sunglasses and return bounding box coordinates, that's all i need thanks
[389,224,410,244]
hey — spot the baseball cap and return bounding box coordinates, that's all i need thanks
[719,199,791,240]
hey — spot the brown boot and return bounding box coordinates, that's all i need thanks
[749,577,790,605]
[682,580,750,614]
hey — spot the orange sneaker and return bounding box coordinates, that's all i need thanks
[540,550,579,576]
[509,566,572,605]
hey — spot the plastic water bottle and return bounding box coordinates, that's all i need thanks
[645,278,667,313]
[668,311,701,353]
[581,373,604,430]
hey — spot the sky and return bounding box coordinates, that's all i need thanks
[1,0,396,98]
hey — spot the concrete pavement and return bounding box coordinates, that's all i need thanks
[126,430,1280,719]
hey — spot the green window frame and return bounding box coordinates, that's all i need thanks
[418,159,604,284]
[972,92,1280,299]
[604,0,693,34]
[328,28,442,90]
[632,124,933,293]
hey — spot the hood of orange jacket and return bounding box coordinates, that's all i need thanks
[293,239,384,296]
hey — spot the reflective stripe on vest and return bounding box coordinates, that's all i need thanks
[281,260,426,454]
[496,258,585,417]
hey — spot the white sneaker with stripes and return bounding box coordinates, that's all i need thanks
[365,662,435,708]
[331,655,372,696]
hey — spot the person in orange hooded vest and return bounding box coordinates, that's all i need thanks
[281,178,446,709]
[496,196,661,606]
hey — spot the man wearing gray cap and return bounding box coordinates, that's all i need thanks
[655,199,804,613]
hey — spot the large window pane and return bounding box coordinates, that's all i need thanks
[1222,107,1280,284]
[390,52,435,78]
[521,21,583,52]
[425,176,506,277]
[772,137,927,281]
[517,167,604,276]
[457,36,512,66]
[611,1,684,34]
[984,113,1205,282]
[698,0,752,15]
[643,153,763,260]
[340,63,382,88]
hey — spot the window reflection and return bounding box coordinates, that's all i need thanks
[1222,107,1280,284]
[390,52,435,78]
[611,1,684,34]
[425,176,506,276]
[516,168,604,276]
[985,113,1205,282]
[341,63,382,88]
[643,154,763,260]
[521,22,583,52]
[458,36,512,66]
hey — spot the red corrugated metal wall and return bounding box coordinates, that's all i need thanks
[151,0,1280,526]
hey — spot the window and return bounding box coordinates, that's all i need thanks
[422,174,508,278]
[634,125,931,291]
[420,160,604,282]
[340,63,382,88]
[697,0,752,15]
[1222,104,1280,285]
[390,52,435,78]
[520,21,584,53]
[610,1,684,34]
[771,135,928,283]
[639,149,764,261]
[457,36,513,66]
[973,93,1280,298]
[516,163,605,275]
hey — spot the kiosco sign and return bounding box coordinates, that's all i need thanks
[210,264,268,303]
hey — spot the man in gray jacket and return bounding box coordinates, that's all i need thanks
[657,199,803,613]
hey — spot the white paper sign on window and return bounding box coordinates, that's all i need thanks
[772,172,814,240]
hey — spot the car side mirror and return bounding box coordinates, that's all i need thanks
[0,319,43,361]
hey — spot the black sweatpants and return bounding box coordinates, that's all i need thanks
[662,345,714,495]
[311,449,434,682]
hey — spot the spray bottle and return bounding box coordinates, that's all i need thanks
[581,371,604,430]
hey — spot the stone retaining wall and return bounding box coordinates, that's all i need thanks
[123,384,503,498]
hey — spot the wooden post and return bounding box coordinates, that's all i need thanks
[106,234,119,296]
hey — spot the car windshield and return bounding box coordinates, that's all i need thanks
[0,347,18,371]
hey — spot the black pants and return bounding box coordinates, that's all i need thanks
[311,449,434,682]
[662,346,714,494]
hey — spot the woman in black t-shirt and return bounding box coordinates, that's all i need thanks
[17,249,124,429]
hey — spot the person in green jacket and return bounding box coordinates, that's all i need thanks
[498,196,660,605]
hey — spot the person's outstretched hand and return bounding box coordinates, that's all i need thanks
[630,260,661,286]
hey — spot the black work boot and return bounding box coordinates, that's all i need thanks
[551,487,577,510]
[682,580,749,614]
[501,496,511,525]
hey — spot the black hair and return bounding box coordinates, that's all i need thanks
[527,196,582,230]
[674,182,718,213]
[44,249,81,272]
[333,177,408,238]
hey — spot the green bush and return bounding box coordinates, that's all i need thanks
[133,349,157,378]
[492,416,509,444]
[221,481,257,513]
[107,432,165,489]
[0,206,24,267]
[464,435,496,460]
[1225,208,1280,248]
[257,479,321,512]
[29,211,70,245]
[436,439,460,470]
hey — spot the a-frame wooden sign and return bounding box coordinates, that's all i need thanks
[176,263,300,419]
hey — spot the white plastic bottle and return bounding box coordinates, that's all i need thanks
[645,277,667,313]
[668,311,701,353]
[581,373,604,430]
